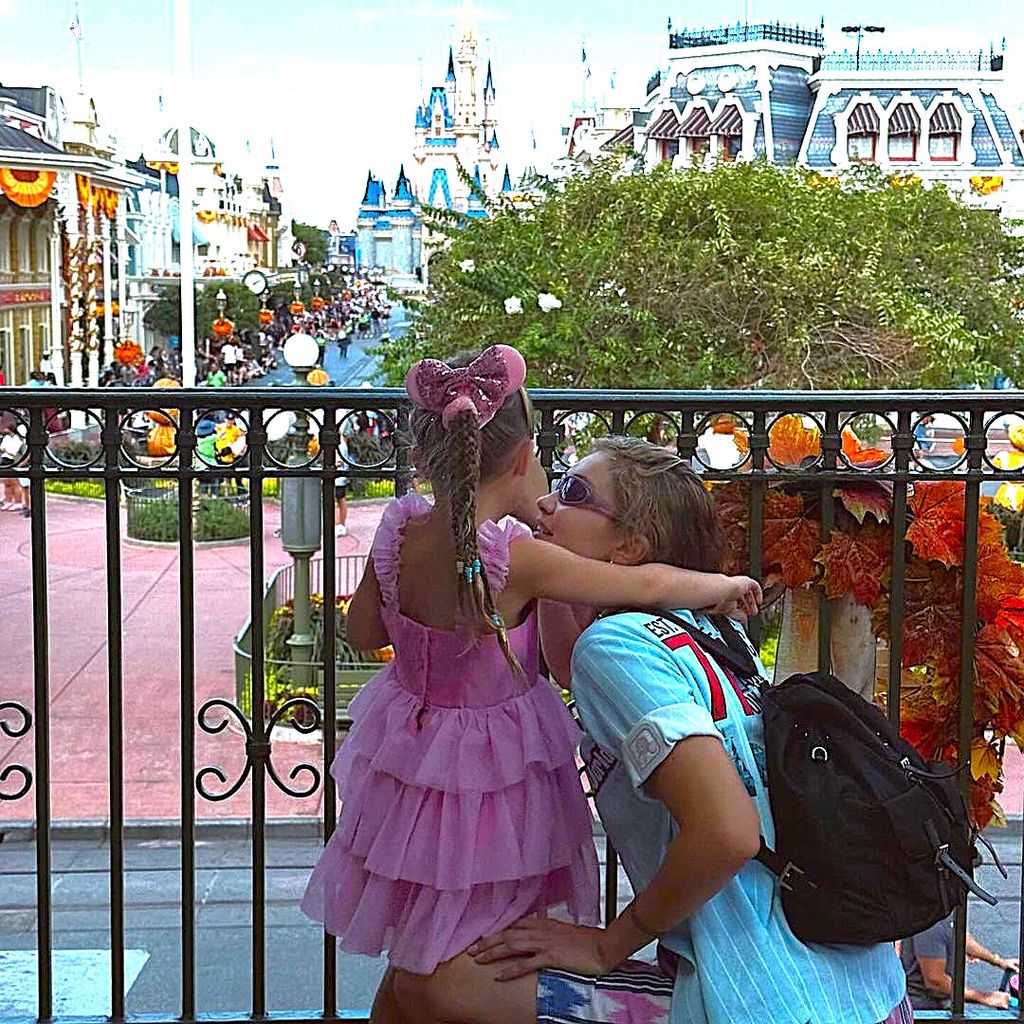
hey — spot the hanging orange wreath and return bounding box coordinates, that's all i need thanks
[0,168,56,208]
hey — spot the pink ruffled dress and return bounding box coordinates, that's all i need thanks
[301,494,600,974]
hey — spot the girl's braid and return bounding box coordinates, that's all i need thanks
[446,411,522,677]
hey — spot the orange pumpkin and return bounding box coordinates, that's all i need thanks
[147,424,177,457]
[289,300,305,316]
[258,308,273,326]
[147,377,181,427]
[306,367,329,386]
[212,317,234,338]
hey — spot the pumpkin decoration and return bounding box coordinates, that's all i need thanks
[211,317,234,339]
[258,308,274,326]
[311,295,326,312]
[196,210,217,224]
[970,175,1004,196]
[146,377,181,428]
[306,367,329,386]
[289,300,305,316]
[113,340,143,367]
[0,168,57,208]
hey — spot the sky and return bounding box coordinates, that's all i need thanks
[2,0,1024,229]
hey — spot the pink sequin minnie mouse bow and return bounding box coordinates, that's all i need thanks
[405,345,527,429]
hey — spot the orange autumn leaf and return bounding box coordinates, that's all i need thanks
[834,483,891,524]
[975,532,1024,623]
[906,481,966,567]
[711,481,752,575]
[762,489,820,588]
[970,738,1001,781]
[768,415,821,467]
[995,595,1024,639]
[974,624,1024,740]
[841,426,888,466]
[897,558,962,679]
[816,521,891,606]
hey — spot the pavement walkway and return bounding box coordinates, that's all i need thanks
[0,493,385,823]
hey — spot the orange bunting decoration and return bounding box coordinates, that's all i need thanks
[0,167,56,208]
[211,317,234,339]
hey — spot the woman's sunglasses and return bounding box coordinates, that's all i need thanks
[554,474,618,520]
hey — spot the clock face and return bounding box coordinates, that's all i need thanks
[243,271,267,295]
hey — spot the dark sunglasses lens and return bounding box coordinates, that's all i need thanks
[559,476,589,504]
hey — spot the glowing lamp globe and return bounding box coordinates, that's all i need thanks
[283,332,320,370]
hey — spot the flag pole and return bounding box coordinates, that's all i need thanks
[174,0,196,386]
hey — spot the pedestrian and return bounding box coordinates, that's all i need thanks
[300,347,759,1007]
[0,419,29,516]
[220,340,238,384]
[205,361,226,388]
[901,911,1018,1011]
[334,430,350,535]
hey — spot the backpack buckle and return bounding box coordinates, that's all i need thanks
[779,861,806,893]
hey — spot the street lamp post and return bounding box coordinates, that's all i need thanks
[841,24,885,70]
[279,332,322,690]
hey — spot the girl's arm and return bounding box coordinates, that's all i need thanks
[538,600,597,688]
[508,537,761,617]
[345,561,392,651]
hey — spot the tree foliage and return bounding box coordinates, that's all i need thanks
[144,280,262,338]
[291,220,328,267]
[379,160,1024,389]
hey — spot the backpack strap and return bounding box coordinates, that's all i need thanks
[647,612,816,897]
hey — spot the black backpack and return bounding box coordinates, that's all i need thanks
[654,611,1003,946]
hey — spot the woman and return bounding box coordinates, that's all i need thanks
[380,436,910,1024]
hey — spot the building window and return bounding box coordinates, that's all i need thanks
[709,104,744,161]
[928,102,962,162]
[846,103,880,163]
[887,103,920,162]
[660,140,679,162]
[678,106,712,162]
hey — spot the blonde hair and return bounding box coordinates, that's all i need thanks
[410,356,534,674]
[592,436,725,572]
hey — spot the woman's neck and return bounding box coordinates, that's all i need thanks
[429,481,511,528]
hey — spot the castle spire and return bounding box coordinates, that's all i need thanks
[446,45,456,81]
[484,58,495,100]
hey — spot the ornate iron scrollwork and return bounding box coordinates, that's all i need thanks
[0,702,33,801]
[196,697,322,801]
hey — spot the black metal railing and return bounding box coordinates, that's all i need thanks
[816,48,1004,73]
[1,386,1022,1024]
[670,21,825,50]
[647,69,662,96]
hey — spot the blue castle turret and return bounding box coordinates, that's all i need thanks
[390,165,419,276]
[356,171,386,270]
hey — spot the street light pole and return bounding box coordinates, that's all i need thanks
[841,24,885,71]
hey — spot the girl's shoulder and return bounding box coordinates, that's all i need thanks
[371,494,433,605]
[477,516,533,593]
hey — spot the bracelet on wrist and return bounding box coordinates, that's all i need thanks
[627,902,661,939]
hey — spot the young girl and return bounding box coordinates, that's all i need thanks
[300,345,760,987]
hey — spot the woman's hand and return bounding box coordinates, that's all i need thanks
[467,918,613,981]
[707,575,762,619]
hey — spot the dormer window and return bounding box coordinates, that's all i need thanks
[846,104,880,163]
[678,106,712,161]
[709,104,743,161]
[928,103,961,161]
[887,104,920,162]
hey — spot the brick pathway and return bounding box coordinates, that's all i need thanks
[1,493,1021,825]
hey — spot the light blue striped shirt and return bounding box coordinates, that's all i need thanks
[572,610,907,1024]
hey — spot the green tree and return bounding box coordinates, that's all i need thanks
[379,160,1024,389]
[291,220,328,267]
[144,280,263,339]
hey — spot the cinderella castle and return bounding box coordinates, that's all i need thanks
[356,11,514,287]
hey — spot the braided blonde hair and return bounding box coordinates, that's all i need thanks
[410,358,533,675]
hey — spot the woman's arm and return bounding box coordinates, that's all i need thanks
[508,538,761,617]
[470,734,762,978]
[345,561,391,652]
[538,600,597,688]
